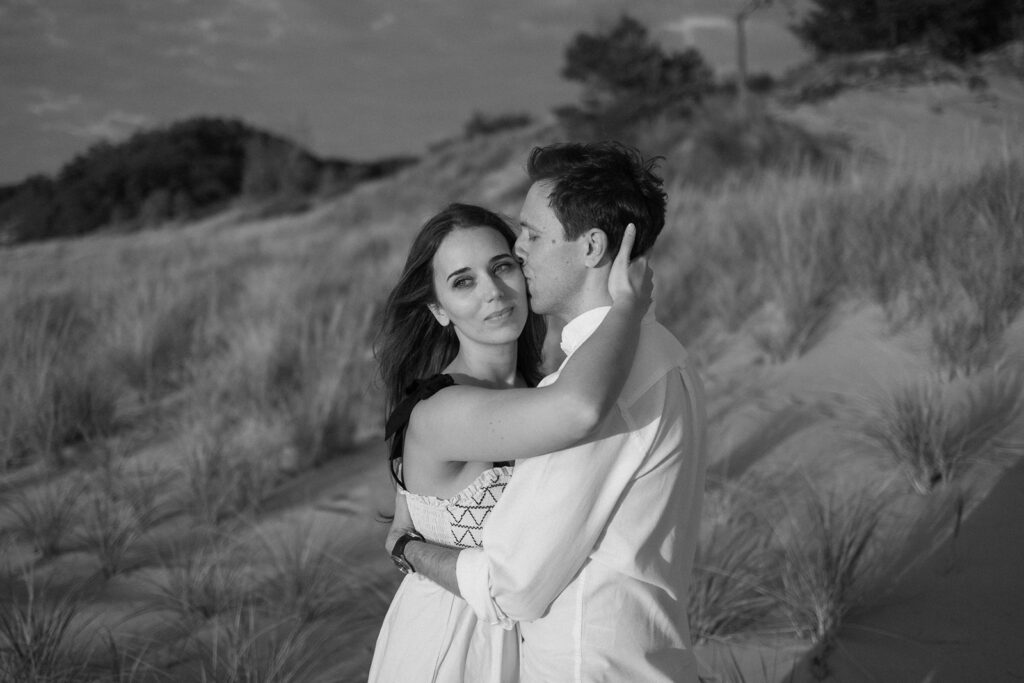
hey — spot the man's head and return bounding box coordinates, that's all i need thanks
[515,141,666,321]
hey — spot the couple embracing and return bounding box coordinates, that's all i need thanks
[369,141,707,682]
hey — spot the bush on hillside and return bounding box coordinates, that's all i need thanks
[462,111,535,140]
[792,0,1024,62]
[0,118,415,244]
[779,46,973,103]
[556,14,714,142]
[669,105,849,188]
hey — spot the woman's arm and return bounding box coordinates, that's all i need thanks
[408,224,652,463]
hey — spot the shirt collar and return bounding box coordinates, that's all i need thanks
[558,303,657,358]
[559,306,611,357]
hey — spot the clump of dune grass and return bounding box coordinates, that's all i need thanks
[272,298,378,468]
[768,485,889,678]
[698,644,800,683]
[195,608,335,683]
[859,369,1024,494]
[144,539,249,629]
[928,283,1019,379]
[106,272,240,403]
[0,568,97,682]
[689,514,776,644]
[80,493,145,579]
[93,633,164,683]
[78,463,172,579]
[251,519,352,624]
[667,103,850,190]
[178,415,280,525]
[860,158,1024,340]
[4,477,86,559]
[0,290,121,469]
[180,424,238,526]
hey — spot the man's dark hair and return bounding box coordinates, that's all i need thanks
[526,141,667,258]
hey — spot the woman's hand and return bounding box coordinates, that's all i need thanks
[385,489,416,555]
[608,224,653,315]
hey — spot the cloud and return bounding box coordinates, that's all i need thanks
[47,110,151,140]
[1,1,69,47]
[663,15,734,45]
[27,89,83,116]
[371,12,395,32]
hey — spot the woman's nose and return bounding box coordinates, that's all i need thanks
[483,274,504,301]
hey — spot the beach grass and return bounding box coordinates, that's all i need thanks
[859,368,1024,493]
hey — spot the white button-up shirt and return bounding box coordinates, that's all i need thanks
[456,307,708,682]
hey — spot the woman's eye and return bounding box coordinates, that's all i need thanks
[453,278,471,289]
[494,261,513,273]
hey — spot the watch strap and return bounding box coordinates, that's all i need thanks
[391,530,424,573]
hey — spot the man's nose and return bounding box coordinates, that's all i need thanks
[514,234,527,262]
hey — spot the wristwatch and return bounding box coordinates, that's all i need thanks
[390,530,424,574]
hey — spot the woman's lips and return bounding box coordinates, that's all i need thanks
[486,306,514,321]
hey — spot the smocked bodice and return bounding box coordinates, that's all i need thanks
[402,465,513,549]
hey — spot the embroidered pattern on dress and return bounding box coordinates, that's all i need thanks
[447,477,508,548]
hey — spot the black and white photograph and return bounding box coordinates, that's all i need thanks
[2,1,1023,681]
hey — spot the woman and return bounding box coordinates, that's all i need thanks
[369,203,650,682]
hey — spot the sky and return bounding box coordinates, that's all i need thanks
[0,0,807,185]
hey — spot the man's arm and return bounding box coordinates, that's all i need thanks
[385,491,462,597]
[454,366,700,626]
[457,407,640,624]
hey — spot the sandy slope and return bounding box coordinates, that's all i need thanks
[809,455,1024,683]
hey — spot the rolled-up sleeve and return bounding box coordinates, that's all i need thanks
[455,400,648,624]
[456,547,515,628]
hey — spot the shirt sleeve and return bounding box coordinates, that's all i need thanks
[455,396,650,625]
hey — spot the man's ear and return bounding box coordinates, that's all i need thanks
[582,229,609,268]
[428,303,450,326]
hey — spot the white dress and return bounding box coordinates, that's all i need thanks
[368,465,519,683]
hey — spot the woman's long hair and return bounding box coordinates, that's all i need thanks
[376,203,546,461]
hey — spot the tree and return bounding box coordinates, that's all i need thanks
[734,1,794,113]
[558,14,713,138]
[0,117,417,244]
[791,0,1024,61]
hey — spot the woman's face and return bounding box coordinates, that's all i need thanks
[429,226,529,347]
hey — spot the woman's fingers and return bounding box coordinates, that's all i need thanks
[616,223,636,266]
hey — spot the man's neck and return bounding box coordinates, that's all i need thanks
[553,271,612,325]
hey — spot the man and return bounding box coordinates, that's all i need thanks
[387,141,707,682]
